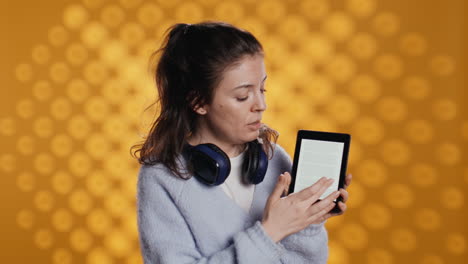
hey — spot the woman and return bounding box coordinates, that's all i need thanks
[133,22,351,263]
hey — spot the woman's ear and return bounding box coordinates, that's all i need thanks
[193,105,208,115]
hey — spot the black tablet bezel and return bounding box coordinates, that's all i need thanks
[288,130,351,212]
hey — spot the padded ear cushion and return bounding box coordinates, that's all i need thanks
[190,143,231,186]
[242,141,268,184]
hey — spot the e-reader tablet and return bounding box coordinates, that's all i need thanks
[288,130,351,210]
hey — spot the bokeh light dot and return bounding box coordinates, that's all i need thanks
[381,139,411,166]
[83,60,110,85]
[400,32,427,56]
[104,230,133,258]
[32,80,54,101]
[34,229,54,250]
[402,76,431,100]
[31,44,51,65]
[278,15,309,44]
[367,248,393,264]
[34,190,55,212]
[69,189,94,215]
[87,208,113,236]
[50,97,73,121]
[16,98,36,119]
[81,22,109,49]
[15,63,34,83]
[137,3,163,27]
[70,228,94,252]
[84,96,111,122]
[352,117,384,145]
[66,43,89,66]
[16,209,35,230]
[446,233,466,255]
[413,208,441,231]
[373,12,400,37]
[322,11,355,42]
[435,142,460,165]
[430,55,456,76]
[86,247,113,264]
[385,183,413,208]
[67,115,92,140]
[325,94,359,124]
[63,4,89,29]
[409,163,438,187]
[300,0,329,21]
[0,154,16,172]
[405,119,434,144]
[328,241,350,264]
[338,222,368,250]
[52,208,74,232]
[348,32,378,60]
[69,152,93,178]
[346,0,377,18]
[0,117,16,136]
[256,0,286,24]
[16,171,36,192]
[67,79,90,103]
[432,98,457,121]
[440,186,464,210]
[325,54,356,83]
[52,248,73,264]
[374,54,404,80]
[349,74,381,103]
[377,96,407,122]
[360,202,391,229]
[175,2,204,23]
[99,40,128,66]
[33,152,56,175]
[346,180,365,208]
[355,159,388,187]
[48,25,69,47]
[51,170,74,195]
[119,22,146,48]
[390,228,417,252]
[33,116,55,138]
[51,134,74,157]
[214,1,244,23]
[86,170,112,197]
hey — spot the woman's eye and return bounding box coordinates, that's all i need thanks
[261,88,267,93]
[236,97,248,102]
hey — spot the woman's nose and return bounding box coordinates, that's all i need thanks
[252,92,267,112]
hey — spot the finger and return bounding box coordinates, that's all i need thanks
[306,190,340,216]
[326,201,347,217]
[268,174,287,203]
[307,199,337,223]
[344,173,352,189]
[295,177,332,201]
[302,178,335,205]
[339,188,349,203]
[283,172,292,196]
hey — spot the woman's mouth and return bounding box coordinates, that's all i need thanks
[247,120,262,130]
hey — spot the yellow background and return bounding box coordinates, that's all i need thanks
[1,0,466,263]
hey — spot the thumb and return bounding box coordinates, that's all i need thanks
[268,174,287,203]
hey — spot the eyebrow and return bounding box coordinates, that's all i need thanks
[232,75,268,90]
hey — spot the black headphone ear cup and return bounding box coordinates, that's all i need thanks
[189,143,231,185]
[242,141,268,184]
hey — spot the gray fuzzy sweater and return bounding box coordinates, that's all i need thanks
[137,144,328,263]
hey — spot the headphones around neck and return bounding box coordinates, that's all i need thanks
[184,140,268,186]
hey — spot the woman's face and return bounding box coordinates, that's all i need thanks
[195,54,267,148]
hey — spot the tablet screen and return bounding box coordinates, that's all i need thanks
[294,139,345,200]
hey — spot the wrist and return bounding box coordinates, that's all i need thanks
[261,220,282,243]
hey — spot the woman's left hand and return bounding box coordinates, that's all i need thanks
[325,173,352,217]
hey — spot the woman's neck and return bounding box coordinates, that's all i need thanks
[187,132,246,158]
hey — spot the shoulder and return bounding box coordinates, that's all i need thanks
[137,159,190,202]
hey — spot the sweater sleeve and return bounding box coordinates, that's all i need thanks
[272,144,330,264]
[137,165,285,264]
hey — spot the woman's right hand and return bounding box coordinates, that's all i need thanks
[261,172,340,243]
